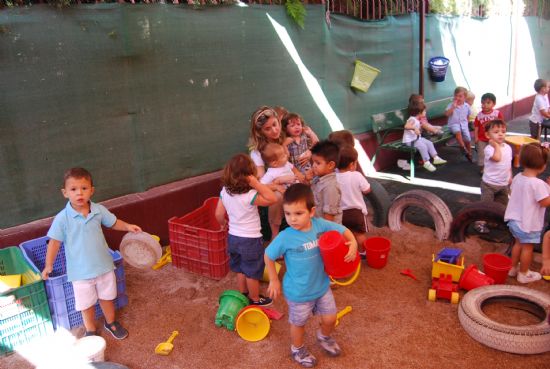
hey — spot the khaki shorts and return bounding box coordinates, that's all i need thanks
[480,181,510,206]
[73,270,117,311]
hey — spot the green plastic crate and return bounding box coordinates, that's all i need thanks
[0,247,53,356]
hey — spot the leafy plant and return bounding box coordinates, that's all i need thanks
[285,0,306,29]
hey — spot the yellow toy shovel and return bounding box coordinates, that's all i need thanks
[335,306,352,327]
[152,246,172,270]
[155,330,179,356]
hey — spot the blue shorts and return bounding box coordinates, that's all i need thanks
[449,124,471,142]
[287,288,337,326]
[508,220,541,244]
[227,234,265,280]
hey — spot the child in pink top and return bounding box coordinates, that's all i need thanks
[473,93,504,172]
[504,143,550,283]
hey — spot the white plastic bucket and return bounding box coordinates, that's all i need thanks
[73,336,107,362]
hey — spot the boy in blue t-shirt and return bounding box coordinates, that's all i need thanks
[264,183,357,368]
[42,167,142,339]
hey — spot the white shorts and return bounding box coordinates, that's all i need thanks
[73,270,117,311]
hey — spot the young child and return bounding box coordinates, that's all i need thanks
[504,143,550,283]
[215,154,278,306]
[42,168,142,339]
[403,100,447,172]
[474,120,512,234]
[264,183,358,367]
[328,129,355,149]
[473,93,504,173]
[529,79,550,140]
[336,146,371,257]
[408,94,443,136]
[445,86,473,162]
[260,143,306,190]
[310,140,342,224]
[282,113,319,179]
[466,90,478,131]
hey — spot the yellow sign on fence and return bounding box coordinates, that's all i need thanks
[351,60,381,93]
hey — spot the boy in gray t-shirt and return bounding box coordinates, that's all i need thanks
[310,140,342,224]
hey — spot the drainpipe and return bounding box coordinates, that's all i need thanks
[419,0,426,96]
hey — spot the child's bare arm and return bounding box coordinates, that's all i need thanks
[445,103,456,117]
[323,213,336,222]
[538,195,550,208]
[303,126,319,145]
[249,175,278,206]
[214,200,227,228]
[541,231,550,275]
[488,140,502,162]
[342,228,358,262]
[42,239,61,280]
[283,137,295,147]
[540,108,550,119]
[421,122,441,134]
[264,254,281,300]
[474,126,479,144]
[291,166,306,183]
[111,219,142,233]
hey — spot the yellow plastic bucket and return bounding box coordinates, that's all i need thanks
[261,261,282,283]
[235,307,270,342]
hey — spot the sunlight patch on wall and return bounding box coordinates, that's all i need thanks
[267,13,483,195]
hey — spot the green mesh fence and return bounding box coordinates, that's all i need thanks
[0,4,549,228]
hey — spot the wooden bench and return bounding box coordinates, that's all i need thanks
[370,97,453,178]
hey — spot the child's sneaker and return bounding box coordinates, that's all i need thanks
[423,162,436,172]
[291,345,317,368]
[508,266,518,277]
[104,320,129,340]
[359,251,366,260]
[432,156,447,165]
[316,329,341,357]
[517,270,542,284]
[249,295,273,307]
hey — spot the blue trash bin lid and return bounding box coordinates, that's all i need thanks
[429,57,449,66]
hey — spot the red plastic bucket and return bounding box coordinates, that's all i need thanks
[459,264,494,290]
[364,237,391,269]
[318,231,359,279]
[482,253,512,284]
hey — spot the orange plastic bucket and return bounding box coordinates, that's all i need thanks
[482,253,512,284]
[318,231,359,279]
[364,237,391,269]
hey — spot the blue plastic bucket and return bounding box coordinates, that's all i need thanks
[428,57,450,82]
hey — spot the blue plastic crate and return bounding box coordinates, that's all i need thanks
[19,236,128,330]
[50,293,128,331]
[1,247,54,356]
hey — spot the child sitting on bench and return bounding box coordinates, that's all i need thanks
[403,100,447,172]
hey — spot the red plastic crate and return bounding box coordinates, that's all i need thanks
[171,254,229,280]
[169,197,229,279]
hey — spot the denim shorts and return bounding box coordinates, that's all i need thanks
[287,288,337,326]
[449,124,471,142]
[227,234,265,280]
[507,220,541,244]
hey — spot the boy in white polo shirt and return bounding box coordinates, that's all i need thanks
[475,120,513,233]
[42,167,142,339]
[529,78,550,140]
[336,146,371,257]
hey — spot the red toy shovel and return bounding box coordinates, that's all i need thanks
[260,307,284,320]
[400,269,418,281]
